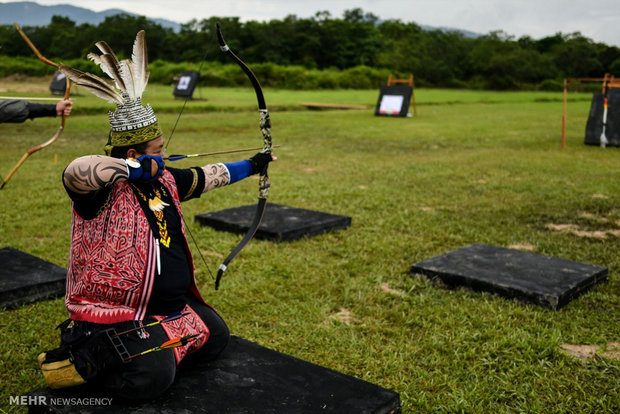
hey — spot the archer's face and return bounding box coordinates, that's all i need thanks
[140,136,165,157]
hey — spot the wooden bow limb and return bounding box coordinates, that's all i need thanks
[1,22,72,190]
[13,22,60,68]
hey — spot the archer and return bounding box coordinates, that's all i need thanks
[37,30,274,399]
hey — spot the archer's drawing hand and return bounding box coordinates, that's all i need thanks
[56,100,72,117]
[126,155,165,182]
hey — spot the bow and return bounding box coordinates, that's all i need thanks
[1,22,72,189]
[214,22,272,290]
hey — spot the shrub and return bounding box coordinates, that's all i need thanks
[538,79,564,91]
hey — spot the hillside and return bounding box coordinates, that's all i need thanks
[0,1,180,31]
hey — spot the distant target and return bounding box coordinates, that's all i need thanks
[173,71,200,98]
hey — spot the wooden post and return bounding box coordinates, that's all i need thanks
[410,74,417,116]
[387,73,416,116]
[561,76,616,148]
[602,73,609,93]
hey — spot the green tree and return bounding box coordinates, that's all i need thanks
[551,32,603,77]
[0,8,617,90]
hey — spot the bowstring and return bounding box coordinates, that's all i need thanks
[164,42,212,152]
[183,215,214,280]
[164,41,216,281]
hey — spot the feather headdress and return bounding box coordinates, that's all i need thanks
[59,30,162,154]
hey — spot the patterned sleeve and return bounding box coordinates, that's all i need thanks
[167,167,206,201]
[202,163,231,192]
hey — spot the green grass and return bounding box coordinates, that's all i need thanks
[0,82,618,413]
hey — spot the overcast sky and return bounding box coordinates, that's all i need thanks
[28,0,620,46]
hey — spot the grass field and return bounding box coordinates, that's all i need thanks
[0,80,618,413]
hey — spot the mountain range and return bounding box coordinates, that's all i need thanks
[0,1,181,31]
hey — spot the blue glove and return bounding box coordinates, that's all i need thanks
[125,155,164,182]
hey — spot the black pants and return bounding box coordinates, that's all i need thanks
[93,294,229,400]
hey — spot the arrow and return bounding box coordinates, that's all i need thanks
[124,334,199,361]
[0,96,63,101]
[111,312,190,337]
[164,144,280,162]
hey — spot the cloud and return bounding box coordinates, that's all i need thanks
[30,0,620,46]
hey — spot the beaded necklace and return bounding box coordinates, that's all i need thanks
[131,183,171,248]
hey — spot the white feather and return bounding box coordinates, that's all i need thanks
[131,30,148,97]
[88,52,127,92]
[60,31,150,104]
[59,65,124,104]
[119,60,136,100]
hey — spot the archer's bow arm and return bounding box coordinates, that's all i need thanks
[63,155,131,195]
[202,153,274,194]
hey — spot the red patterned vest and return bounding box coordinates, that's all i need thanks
[65,170,205,324]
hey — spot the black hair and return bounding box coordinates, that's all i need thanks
[109,142,150,159]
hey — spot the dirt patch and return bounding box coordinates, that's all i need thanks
[508,243,536,251]
[560,343,620,360]
[579,212,607,222]
[591,194,609,199]
[329,308,353,324]
[601,342,620,360]
[546,223,619,239]
[381,283,406,297]
[560,344,597,359]
[200,249,223,259]
[547,224,578,232]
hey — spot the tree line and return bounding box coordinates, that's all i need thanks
[0,8,618,90]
